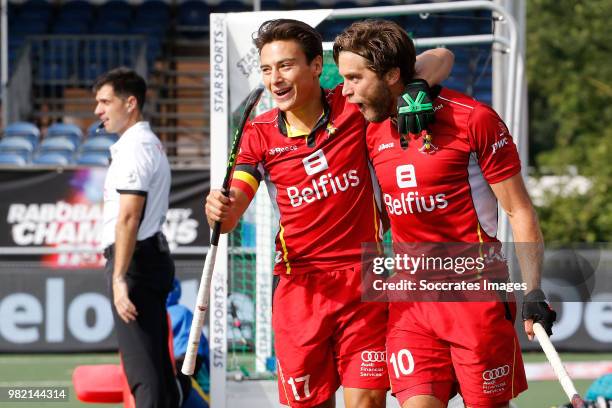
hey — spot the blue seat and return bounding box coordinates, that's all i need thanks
[3,122,40,147]
[178,0,210,26]
[0,152,28,166]
[59,0,94,20]
[136,0,170,24]
[98,0,132,21]
[81,136,115,153]
[261,0,284,10]
[213,1,249,13]
[20,0,53,22]
[33,151,73,166]
[0,137,35,157]
[39,136,78,153]
[76,152,109,166]
[47,123,83,146]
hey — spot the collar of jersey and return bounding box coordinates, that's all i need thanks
[112,121,151,151]
[277,88,330,148]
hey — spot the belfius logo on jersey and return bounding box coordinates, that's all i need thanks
[384,164,448,215]
[287,149,360,207]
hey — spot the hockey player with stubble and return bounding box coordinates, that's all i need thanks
[334,19,556,408]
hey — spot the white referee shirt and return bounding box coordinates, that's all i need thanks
[102,121,171,249]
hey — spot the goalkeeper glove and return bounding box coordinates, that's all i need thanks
[397,79,436,135]
[522,288,557,336]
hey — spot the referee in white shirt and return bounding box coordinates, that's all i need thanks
[94,68,179,408]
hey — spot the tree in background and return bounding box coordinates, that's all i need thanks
[527,0,612,242]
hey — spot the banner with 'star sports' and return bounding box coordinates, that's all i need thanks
[0,168,210,267]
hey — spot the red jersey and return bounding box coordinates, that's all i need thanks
[367,87,520,245]
[232,85,382,275]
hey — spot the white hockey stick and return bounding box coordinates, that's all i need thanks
[534,322,585,408]
[182,86,264,375]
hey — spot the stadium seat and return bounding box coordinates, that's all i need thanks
[98,0,133,21]
[136,0,170,24]
[76,152,110,166]
[47,123,83,146]
[20,0,53,23]
[32,151,73,166]
[178,0,210,27]
[0,152,28,166]
[213,1,249,13]
[261,0,284,10]
[80,136,115,153]
[3,122,40,146]
[39,136,78,153]
[0,139,34,165]
[59,0,94,21]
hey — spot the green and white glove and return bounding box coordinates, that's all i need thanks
[397,79,435,135]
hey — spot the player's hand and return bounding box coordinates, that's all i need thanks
[397,79,436,135]
[522,288,556,340]
[205,189,235,227]
[113,278,137,323]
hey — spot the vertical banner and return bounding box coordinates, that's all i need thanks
[209,12,229,408]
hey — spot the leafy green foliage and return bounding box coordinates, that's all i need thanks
[527,0,612,242]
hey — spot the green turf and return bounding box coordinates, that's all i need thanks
[0,352,609,407]
[514,352,612,407]
[0,353,121,408]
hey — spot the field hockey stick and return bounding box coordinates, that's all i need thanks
[533,322,585,408]
[182,85,264,375]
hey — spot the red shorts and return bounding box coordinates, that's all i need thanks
[386,300,527,407]
[273,265,389,407]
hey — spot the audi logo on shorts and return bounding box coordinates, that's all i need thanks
[361,350,386,363]
[482,365,510,381]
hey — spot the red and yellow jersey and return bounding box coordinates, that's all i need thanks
[367,87,521,245]
[232,85,382,275]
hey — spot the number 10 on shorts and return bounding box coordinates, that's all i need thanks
[389,349,415,378]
